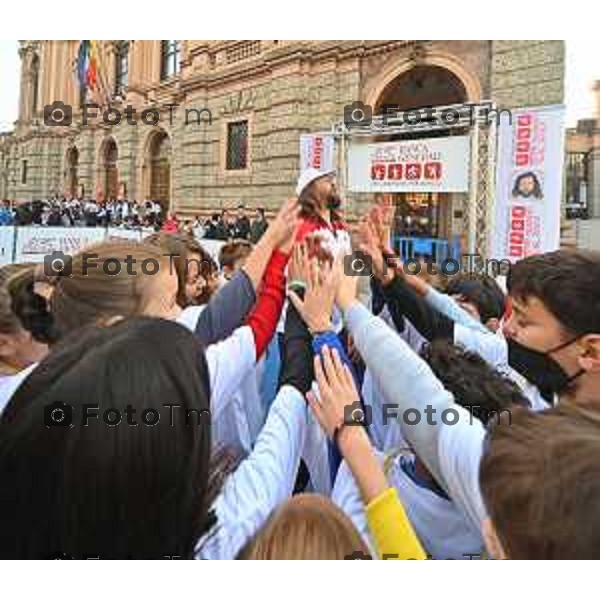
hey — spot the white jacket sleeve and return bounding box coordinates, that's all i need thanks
[205,325,256,426]
[344,301,488,533]
[424,288,509,370]
[195,384,307,560]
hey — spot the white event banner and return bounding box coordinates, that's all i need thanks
[347,135,470,193]
[14,227,106,263]
[299,134,336,173]
[491,105,565,262]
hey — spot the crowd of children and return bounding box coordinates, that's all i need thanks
[1,168,599,560]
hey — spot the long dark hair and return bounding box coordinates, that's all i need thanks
[298,181,343,224]
[0,317,217,559]
[511,171,543,199]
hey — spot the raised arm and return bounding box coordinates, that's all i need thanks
[194,269,256,345]
[194,199,298,345]
[355,214,452,341]
[380,275,453,341]
[335,272,488,532]
[197,252,315,559]
[307,345,426,560]
[241,198,298,291]
[197,384,308,560]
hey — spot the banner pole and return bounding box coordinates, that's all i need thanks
[468,121,480,255]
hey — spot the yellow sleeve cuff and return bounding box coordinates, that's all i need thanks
[366,488,427,560]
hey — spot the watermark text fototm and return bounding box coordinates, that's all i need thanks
[44,400,210,428]
[43,250,213,279]
[43,101,212,128]
[47,551,181,559]
[343,400,512,428]
[343,100,512,129]
[343,251,512,278]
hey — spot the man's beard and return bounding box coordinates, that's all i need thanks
[327,190,342,210]
[518,188,535,198]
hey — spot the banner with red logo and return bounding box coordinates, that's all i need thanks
[491,105,565,262]
[300,134,336,173]
[347,136,470,193]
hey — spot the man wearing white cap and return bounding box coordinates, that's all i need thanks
[294,168,351,259]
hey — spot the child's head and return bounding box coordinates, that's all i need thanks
[421,340,529,424]
[49,241,180,338]
[446,273,506,331]
[218,239,253,281]
[0,317,215,559]
[144,232,211,307]
[0,265,54,371]
[237,494,370,560]
[480,403,600,559]
[504,250,600,400]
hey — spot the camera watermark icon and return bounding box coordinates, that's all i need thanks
[43,101,73,126]
[344,401,372,426]
[44,251,73,277]
[45,401,74,428]
[344,101,373,128]
[344,550,372,560]
[43,101,212,128]
[343,251,372,277]
[44,401,210,428]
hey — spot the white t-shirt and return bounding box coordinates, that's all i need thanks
[176,307,265,457]
[195,385,307,559]
[332,452,484,560]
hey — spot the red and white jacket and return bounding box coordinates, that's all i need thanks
[295,214,352,260]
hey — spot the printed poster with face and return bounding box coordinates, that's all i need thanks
[491,105,565,262]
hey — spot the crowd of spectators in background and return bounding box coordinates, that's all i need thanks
[0,198,269,243]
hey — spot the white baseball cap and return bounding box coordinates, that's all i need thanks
[295,168,336,197]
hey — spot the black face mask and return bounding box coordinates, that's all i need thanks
[507,337,585,397]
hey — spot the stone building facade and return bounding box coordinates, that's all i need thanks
[564,81,600,250]
[0,40,565,235]
[565,81,600,218]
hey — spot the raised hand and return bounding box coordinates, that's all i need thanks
[355,215,390,283]
[306,345,360,439]
[370,195,396,255]
[305,232,334,265]
[335,266,359,312]
[288,255,340,334]
[265,197,300,253]
[288,242,311,286]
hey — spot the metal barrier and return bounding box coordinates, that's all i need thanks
[393,235,462,264]
[0,226,225,267]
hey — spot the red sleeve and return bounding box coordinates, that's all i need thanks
[295,218,318,242]
[245,249,289,359]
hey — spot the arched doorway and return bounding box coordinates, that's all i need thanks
[374,65,467,114]
[374,65,469,251]
[101,138,119,201]
[148,131,171,213]
[65,146,79,199]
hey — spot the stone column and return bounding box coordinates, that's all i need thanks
[588,147,600,219]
